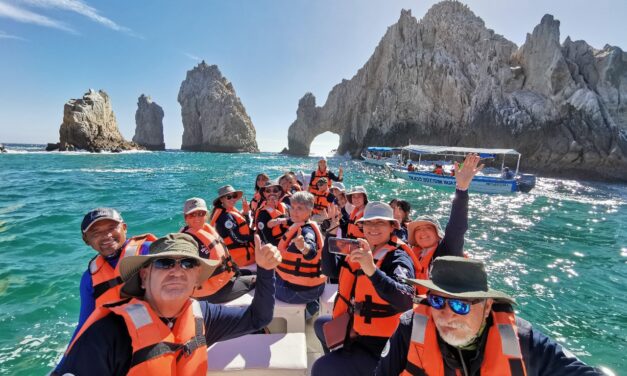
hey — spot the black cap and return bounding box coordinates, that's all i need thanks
[81,208,124,233]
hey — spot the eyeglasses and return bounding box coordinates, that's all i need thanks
[186,211,206,218]
[427,294,483,315]
[264,188,281,194]
[151,258,200,270]
[224,194,238,200]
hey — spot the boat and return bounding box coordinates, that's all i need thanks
[385,145,536,194]
[360,146,402,166]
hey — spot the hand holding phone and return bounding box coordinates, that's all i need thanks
[328,237,360,256]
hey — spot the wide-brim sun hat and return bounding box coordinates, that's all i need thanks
[346,186,368,204]
[405,256,516,304]
[260,179,283,194]
[407,215,445,246]
[119,233,220,297]
[183,197,208,215]
[213,185,243,207]
[331,182,346,192]
[356,201,400,229]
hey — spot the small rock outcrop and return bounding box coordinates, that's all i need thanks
[178,62,259,153]
[58,89,140,152]
[133,94,165,150]
[285,2,627,181]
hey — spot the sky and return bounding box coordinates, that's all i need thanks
[1,0,626,154]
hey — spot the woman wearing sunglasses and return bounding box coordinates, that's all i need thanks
[249,173,269,219]
[210,185,255,267]
[376,256,602,376]
[312,201,419,376]
[180,197,256,304]
[255,180,290,246]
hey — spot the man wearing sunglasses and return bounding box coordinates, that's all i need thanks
[55,232,282,376]
[375,256,603,375]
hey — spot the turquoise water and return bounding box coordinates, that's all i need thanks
[0,146,625,374]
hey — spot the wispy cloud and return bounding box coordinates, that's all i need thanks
[0,30,27,40]
[183,52,202,61]
[0,1,75,33]
[20,0,141,37]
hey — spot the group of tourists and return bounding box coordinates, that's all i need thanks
[52,154,604,375]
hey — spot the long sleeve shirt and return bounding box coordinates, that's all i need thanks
[375,310,603,376]
[55,267,276,376]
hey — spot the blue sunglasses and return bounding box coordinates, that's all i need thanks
[427,294,483,315]
[151,258,200,270]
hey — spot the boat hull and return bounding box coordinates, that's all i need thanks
[390,168,517,194]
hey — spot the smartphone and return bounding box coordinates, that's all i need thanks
[328,237,360,256]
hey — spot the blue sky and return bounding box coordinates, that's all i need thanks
[1,0,625,154]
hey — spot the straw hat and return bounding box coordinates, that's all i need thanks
[405,256,516,304]
[356,201,400,229]
[119,233,220,297]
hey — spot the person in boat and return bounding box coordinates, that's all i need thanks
[287,171,303,193]
[250,173,269,219]
[54,232,281,376]
[279,173,294,206]
[407,163,415,172]
[433,164,444,175]
[308,156,343,195]
[180,197,256,303]
[275,191,327,319]
[255,180,290,246]
[331,182,352,226]
[344,186,368,239]
[54,208,156,374]
[210,185,255,267]
[389,199,411,243]
[375,256,603,376]
[502,166,515,179]
[312,202,418,376]
[406,153,482,295]
[312,177,336,217]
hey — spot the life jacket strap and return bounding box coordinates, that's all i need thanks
[354,295,398,323]
[93,276,123,299]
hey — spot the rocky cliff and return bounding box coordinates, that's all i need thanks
[133,94,165,150]
[178,62,259,153]
[286,1,627,181]
[58,89,139,152]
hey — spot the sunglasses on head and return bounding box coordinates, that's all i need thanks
[427,294,483,315]
[186,211,206,218]
[265,187,281,194]
[151,258,200,270]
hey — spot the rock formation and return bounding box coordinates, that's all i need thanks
[133,94,165,150]
[178,62,259,152]
[285,1,627,181]
[58,89,140,152]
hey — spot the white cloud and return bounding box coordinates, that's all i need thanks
[20,0,142,37]
[0,30,27,40]
[183,52,202,61]
[0,1,75,33]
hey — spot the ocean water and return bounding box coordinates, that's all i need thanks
[0,145,625,374]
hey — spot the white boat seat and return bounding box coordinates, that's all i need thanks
[225,290,306,333]
[207,333,307,375]
[319,283,337,316]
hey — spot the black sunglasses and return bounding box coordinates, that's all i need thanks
[264,187,281,194]
[224,194,238,200]
[151,258,200,270]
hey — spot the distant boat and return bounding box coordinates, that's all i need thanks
[382,145,536,194]
[360,146,402,166]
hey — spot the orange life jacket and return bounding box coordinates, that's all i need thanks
[183,223,237,298]
[276,222,327,287]
[402,302,527,376]
[210,208,254,266]
[280,192,292,206]
[333,236,418,338]
[89,234,157,308]
[433,167,443,175]
[312,192,333,215]
[410,244,438,296]
[255,202,289,245]
[66,298,207,375]
[308,169,331,194]
[346,206,365,239]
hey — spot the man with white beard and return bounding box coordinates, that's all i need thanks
[375,256,604,376]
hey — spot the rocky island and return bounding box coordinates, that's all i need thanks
[178,62,259,153]
[51,89,140,152]
[133,94,165,150]
[285,1,627,181]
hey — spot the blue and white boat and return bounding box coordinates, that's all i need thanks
[360,147,402,166]
[386,145,536,194]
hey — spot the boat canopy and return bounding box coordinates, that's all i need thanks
[366,147,399,152]
[401,145,520,159]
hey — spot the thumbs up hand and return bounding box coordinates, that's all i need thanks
[254,234,281,270]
